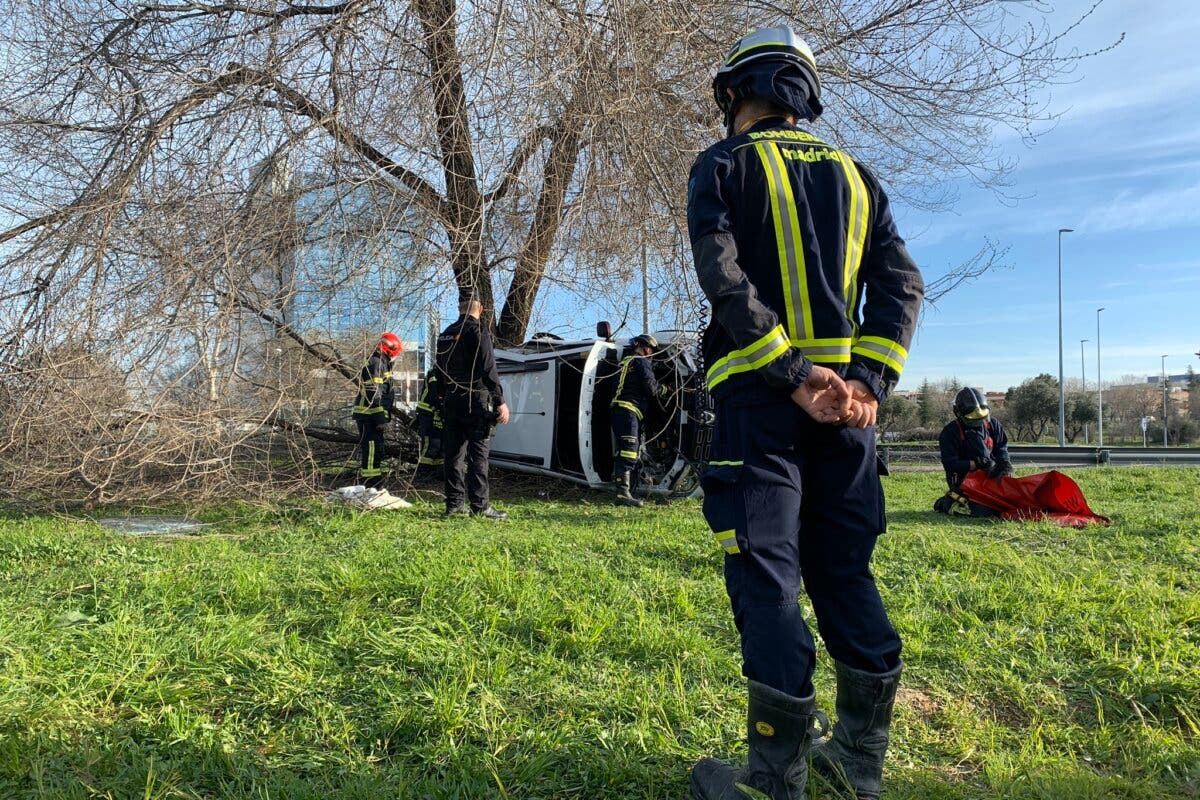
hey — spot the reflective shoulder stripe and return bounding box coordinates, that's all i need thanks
[852,336,908,374]
[754,142,813,341]
[706,325,791,390]
[838,157,870,333]
[714,529,740,555]
[614,356,635,399]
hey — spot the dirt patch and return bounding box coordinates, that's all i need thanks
[897,686,942,718]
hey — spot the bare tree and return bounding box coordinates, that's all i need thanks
[0,0,1117,502]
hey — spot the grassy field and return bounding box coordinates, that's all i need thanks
[0,468,1197,799]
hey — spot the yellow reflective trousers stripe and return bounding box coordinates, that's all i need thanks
[612,400,643,419]
[714,529,740,555]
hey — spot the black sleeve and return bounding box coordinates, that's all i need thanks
[939,424,973,475]
[687,147,811,393]
[992,419,1011,463]
[846,165,925,404]
[367,353,388,406]
[639,358,660,399]
[478,329,504,404]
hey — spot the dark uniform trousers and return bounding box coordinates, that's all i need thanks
[443,411,492,512]
[702,391,902,699]
[611,407,641,476]
[356,416,387,489]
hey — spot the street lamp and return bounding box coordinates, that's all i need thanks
[1080,338,1089,443]
[1162,355,1169,447]
[1096,307,1105,448]
[1056,228,1074,447]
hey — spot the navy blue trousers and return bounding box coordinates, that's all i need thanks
[611,407,641,476]
[356,417,387,489]
[702,393,902,698]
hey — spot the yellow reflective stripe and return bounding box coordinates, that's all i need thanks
[612,400,643,419]
[705,325,791,390]
[857,335,909,360]
[416,402,434,412]
[852,336,908,374]
[352,402,386,417]
[372,377,385,384]
[838,157,870,333]
[708,460,743,467]
[614,356,635,401]
[789,336,851,364]
[618,450,640,460]
[755,143,813,340]
[367,440,376,471]
[382,371,392,379]
[714,529,740,555]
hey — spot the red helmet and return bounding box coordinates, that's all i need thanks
[377,332,403,358]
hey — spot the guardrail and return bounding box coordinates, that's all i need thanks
[881,444,1200,468]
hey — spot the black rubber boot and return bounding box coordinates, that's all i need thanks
[690,680,828,800]
[811,661,902,800]
[614,471,643,508]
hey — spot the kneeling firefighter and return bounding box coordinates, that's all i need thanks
[934,387,1012,516]
[353,332,403,489]
[610,334,666,508]
[687,25,924,800]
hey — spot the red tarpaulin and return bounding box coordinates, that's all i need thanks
[960,470,1110,528]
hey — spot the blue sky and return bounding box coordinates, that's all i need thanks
[515,1,1199,393]
[894,0,1200,392]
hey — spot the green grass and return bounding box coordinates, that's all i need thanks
[1,468,1198,799]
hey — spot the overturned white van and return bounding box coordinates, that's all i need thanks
[487,328,713,498]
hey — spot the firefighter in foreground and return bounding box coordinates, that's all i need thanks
[435,294,509,520]
[610,334,666,507]
[934,387,1012,516]
[687,26,924,800]
[352,332,406,506]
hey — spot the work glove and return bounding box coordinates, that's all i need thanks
[974,455,995,473]
[989,460,1013,479]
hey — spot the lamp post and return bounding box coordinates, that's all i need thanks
[1096,307,1105,447]
[1080,338,1089,444]
[1056,228,1074,446]
[1162,355,1169,447]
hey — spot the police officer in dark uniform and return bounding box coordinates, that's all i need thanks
[435,294,509,519]
[687,27,924,800]
[934,388,1012,516]
[352,332,403,489]
[610,333,665,507]
[415,368,445,475]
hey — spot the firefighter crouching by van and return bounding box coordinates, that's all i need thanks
[610,334,667,507]
[353,332,403,492]
[415,368,445,474]
[687,26,924,800]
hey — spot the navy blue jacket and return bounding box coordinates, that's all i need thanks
[939,418,1011,489]
[435,315,504,418]
[352,351,396,421]
[687,118,924,403]
[611,354,661,419]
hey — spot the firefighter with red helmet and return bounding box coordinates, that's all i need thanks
[687,25,924,800]
[352,332,403,490]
